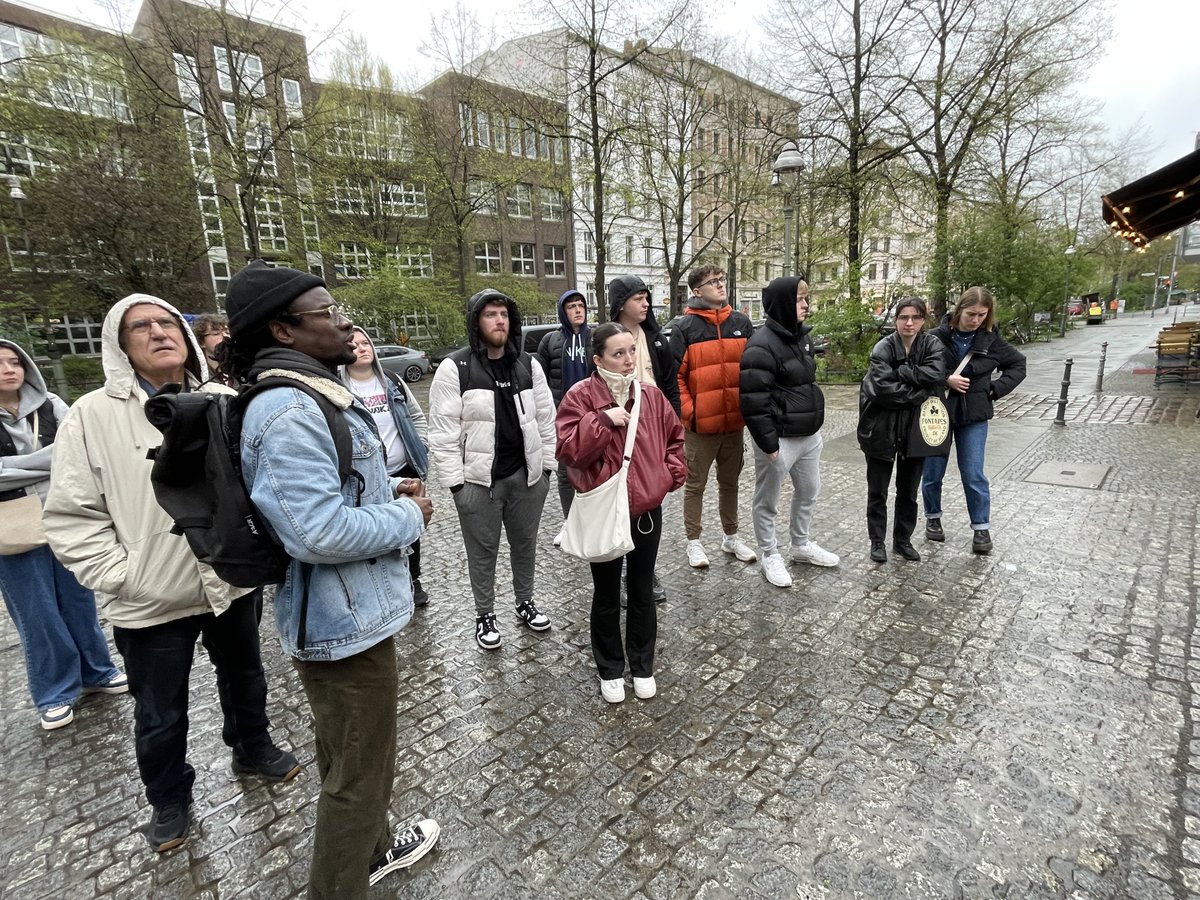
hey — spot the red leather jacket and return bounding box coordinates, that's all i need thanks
[556,373,687,517]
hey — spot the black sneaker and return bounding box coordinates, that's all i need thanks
[893,541,921,561]
[869,541,887,563]
[232,747,301,782]
[368,819,441,886]
[651,574,667,603]
[925,518,945,542]
[147,799,190,853]
[475,613,501,650]
[412,579,429,608]
[972,529,993,554]
[515,598,551,631]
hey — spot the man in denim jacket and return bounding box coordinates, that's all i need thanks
[223,261,439,899]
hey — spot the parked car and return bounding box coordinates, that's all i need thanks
[1068,298,1085,316]
[521,322,560,355]
[429,340,468,368]
[374,344,430,382]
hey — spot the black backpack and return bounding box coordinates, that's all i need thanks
[145,377,353,591]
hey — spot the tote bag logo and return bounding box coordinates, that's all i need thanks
[917,396,950,446]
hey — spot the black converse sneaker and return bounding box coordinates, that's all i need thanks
[515,598,551,631]
[367,819,440,886]
[475,613,501,650]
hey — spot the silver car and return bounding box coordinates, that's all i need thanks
[374,344,430,383]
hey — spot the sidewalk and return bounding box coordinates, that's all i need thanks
[1,310,1198,899]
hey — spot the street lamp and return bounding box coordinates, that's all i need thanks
[772,141,804,278]
[1058,244,1076,337]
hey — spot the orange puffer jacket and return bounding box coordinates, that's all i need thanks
[669,305,754,434]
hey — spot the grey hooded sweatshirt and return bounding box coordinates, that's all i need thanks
[0,339,71,502]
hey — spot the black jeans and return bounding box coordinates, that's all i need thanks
[589,507,662,679]
[113,590,272,807]
[394,464,422,580]
[294,635,398,900]
[865,455,924,544]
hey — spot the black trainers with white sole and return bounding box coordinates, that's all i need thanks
[367,819,440,886]
[515,598,551,631]
[475,613,501,650]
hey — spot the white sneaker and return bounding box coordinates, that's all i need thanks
[721,534,758,563]
[600,678,625,703]
[792,540,840,567]
[686,539,710,568]
[553,525,565,548]
[760,553,793,587]
[633,676,656,699]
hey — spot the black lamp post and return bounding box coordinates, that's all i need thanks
[771,141,804,278]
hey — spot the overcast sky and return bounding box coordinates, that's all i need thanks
[29,0,1200,173]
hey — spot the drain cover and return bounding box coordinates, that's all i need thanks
[1025,461,1110,489]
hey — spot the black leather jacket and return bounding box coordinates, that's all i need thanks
[927,324,1026,425]
[856,331,947,460]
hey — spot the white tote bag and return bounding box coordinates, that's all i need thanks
[560,380,641,563]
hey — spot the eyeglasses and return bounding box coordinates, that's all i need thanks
[289,303,346,323]
[699,276,726,289]
[123,316,182,335]
[895,314,926,323]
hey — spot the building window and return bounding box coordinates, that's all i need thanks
[474,241,501,274]
[523,121,537,158]
[585,281,596,314]
[882,261,890,280]
[507,183,533,218]
[329,179,371,216]
[552,136,565,164]
[459,103,473,145]
[508,117,521,157]
[476,110,491,148]
[624,235,634,264]
[468,178,497,215]
[643,238,653,265]
[300,206,320,252]
[544,245,566,277]
[495,119,507,154]
[582,233,594,262]
[868,262,878,280]
[883,236,891,253]
[255,190,287,252]
[210,258,231,303]
[396,246,434,278]
[338,242,371,279]
[511,242,535,276]
[541,189,564,222]
[380,182,427,216]
[870,238,879,252]
[214,46,264,96]
[282,78,303,116]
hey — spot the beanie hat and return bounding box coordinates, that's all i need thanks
[225,259,326,338]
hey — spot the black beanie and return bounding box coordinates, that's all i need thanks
[225,259,326,338]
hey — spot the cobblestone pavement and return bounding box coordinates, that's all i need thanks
[2,310,1199,899]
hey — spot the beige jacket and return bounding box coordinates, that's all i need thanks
[43,294,246,629]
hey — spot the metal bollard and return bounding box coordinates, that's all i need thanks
[1096,342,1108,393]
[1053,358,1073,427]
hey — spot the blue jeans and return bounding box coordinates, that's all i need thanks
[921,420,990,529]
[0,544,119,713]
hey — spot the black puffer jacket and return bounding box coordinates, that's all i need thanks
[608,275,680,415]
[856,331,947,461]
[739,276,824,454]
[927,322,1026,425]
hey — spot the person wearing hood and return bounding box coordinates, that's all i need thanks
[43,293,300,853]
[428,289,556,651]
[535,289,593,547]
[224,261,438,898]
[340,326,432,607]
[670,265,757,570]
[739,277,840,588]
[610,274,679,603]
[0,339,127,731]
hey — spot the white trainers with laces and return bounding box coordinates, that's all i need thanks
[600,678,626,703]
[721,534,758,563]
[791,541,840,567]
[686,539,710,568]
[553,525,566,548]
[760,553,793,587]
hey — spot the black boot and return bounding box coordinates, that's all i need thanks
[925,519,944,542]
[412,579,429,607]
[972,530,993,554]
[869,541,887,563]
[893,541,921,561]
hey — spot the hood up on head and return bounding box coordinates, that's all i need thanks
[557,289,588,331]
[337,326,388,386]
[100,293,205,398]
[607,275,662,335]
[465,289,523,358]
[762,276,803,332]
[0,339,48,417]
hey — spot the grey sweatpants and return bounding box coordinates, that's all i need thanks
[453,470,550,615]
[750,433,823,556]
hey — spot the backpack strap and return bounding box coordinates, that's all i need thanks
[242,376,352,485]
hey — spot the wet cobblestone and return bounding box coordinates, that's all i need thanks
[3,314,1200,897]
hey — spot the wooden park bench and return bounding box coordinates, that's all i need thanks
[1154,323,1200,388]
